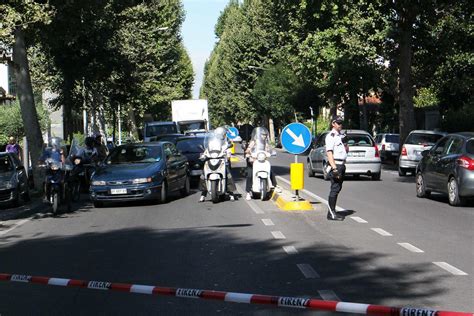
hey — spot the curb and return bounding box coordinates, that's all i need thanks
[1,272,471,315]
[271,191,313,211]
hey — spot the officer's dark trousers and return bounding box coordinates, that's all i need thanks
[328,164,346,211]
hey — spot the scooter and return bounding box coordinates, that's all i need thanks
[250,150,273,200]
[202,133,229,203]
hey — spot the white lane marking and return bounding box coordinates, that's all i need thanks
[271,231,286,239]
[0,219,30,236]
[297,263,320,278]
[336,302,369,314]
[277,176,344,211]
[236,184,264,214]
[371,228,393,236]
[282,246,298,254]
[433,262,468,276]
[350,216,368,223]
[398,242,424,253]
[318,290,340,301]
[261,218,274,226]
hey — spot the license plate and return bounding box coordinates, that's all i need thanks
[348,152,364,157]
[190,170,202,176]
[111,188,127,195]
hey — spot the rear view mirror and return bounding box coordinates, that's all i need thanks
[421,150,429,157]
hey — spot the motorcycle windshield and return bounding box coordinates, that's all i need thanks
[68,139,82,159]
[250,127,272,153]
[204,132,225,153]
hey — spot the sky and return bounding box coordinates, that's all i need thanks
[181,0,229,99]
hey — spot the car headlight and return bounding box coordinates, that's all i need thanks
[132,177,152,184]
[2,181,13,189]
[257,152,266,162]
[91,180,106,186]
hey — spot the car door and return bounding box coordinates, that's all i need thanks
[312,132,327,172]
[438,136,464,190]
[163,143,179,191]
[170,143,188,188]
[426,137,450,189]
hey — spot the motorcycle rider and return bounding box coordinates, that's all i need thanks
[199,126,236,202]
[76,136,99,164]
[94,133,109,161]
[244,127,281,200]
[39,137,66,202]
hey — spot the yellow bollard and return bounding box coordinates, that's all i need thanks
[290,163,304,191]
[231,142,235,154]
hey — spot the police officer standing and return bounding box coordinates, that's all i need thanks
[325,116,348,220]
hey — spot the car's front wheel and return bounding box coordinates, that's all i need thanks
[160,180,168,203]
[180,175,190,196]
[307,160,315,177]
[416,172,430,198]
[448,177,464,206]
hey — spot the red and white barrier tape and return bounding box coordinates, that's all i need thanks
[0,273,472,316]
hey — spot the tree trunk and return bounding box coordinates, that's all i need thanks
[398,12,417,147]
[12,27,44,189]
[127,107,139,140]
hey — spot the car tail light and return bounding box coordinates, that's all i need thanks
[374,145,380,158]
[401,146,407,156]
[457,156,474,170]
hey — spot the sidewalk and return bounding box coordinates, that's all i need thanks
[0,194,45,222]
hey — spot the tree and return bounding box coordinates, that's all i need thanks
[1,1,53,187]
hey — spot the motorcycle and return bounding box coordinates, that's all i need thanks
[39,156,72,215]
[248,127,276,201]
[202,131,230,203]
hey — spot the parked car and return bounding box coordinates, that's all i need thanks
[399,130,447,176]
[175,135,207,180]
[89,142,189,207]
[375,133,399,163]
[0,152,30,207]
[307,130,382,180]
[415,132,474,206]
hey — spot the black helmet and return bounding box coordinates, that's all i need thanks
[85,136,95,147]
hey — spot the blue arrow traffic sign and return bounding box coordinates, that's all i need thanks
[226,127,239,140]
[280,123,311,155]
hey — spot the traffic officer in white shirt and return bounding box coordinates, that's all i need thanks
[325,115,348,220]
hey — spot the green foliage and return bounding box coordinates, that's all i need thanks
[414,87,439,108]
[0,101,49,145]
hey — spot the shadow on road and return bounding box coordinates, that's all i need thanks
[0,224,450,315]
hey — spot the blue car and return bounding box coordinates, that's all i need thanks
[89,142,190,207]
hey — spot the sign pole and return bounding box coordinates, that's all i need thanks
[294,155,299,201]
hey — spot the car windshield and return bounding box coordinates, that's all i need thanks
[106,146,161,164]
[346,134,374,147]
[386,135,399,143]
[179,121,205,132]
[176,137,205,154]
[405,133,443,146]
[153,135,181,143]
[146,124,178,137]
[466,139,474,154]
[0,155,13,173]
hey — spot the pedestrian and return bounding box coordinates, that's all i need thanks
[6,136,22,161]
[325,116,348,221]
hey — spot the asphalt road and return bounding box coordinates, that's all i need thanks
[0,149,472,315]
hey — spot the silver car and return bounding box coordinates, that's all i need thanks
[374,133,399,163]
[307,130,382,180]
[399,130,447,176]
